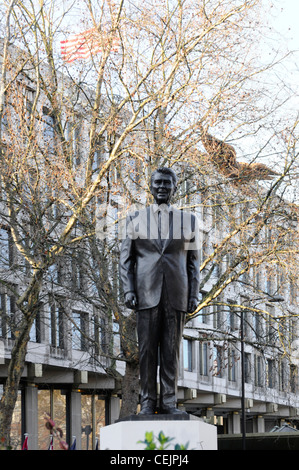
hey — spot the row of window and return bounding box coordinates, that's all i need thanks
[183,339,297,393]
[184,340,239,380]
[196,300,297,345]
[199,239,296,304]
[0,293,110,356]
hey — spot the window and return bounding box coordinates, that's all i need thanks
[200,191,209,222]
[113,320,121,356]
[93,313,100,355]
[255,355,264,387]
[228,348,237,382]
[265,226,273,247]
[239,261,249,283]
[276,265,285,297]
[279,359,288,392]
[100,316,109,354]
[211,196,221,231]
[278,316,288,341]
[93,136,106,172]
[212,261,220,278]
[72,310,88,351]
[213,304,222,330]
[267,359,275,389]
[0,227,14,268]
[0,292,16,339]
[213,345,223,377]
[265,267,273,296]
[226,301,237,331]
[244,353,251,383]
[50,302,64,349]
[266,305,277,345]
[183,339,193,371]
[201,231,209,262]
[29,308,42,343]
[48,263,63,285]
[199,342,208,376]
[197,298,209,324]
[290,317,298,344]
[243,310,251,339]
[290,365,297,393]
[253,265,261,290]
[253,312,262,340]
[65,116,83,166]
[72,251,85,291]
[290,280,297,304]
[24,85,36,116]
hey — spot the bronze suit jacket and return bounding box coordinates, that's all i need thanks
[119,204,200,312]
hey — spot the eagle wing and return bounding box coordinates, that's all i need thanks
[201,131,279,181]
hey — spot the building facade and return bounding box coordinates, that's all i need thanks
[0,42,298,450]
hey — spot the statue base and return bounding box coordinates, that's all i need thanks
[100,414,217,450]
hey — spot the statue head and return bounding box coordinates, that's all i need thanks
[150,167,178,205]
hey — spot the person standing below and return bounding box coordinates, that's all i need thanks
[119,167,200,415]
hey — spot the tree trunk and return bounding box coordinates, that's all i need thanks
[118,312,140,418]
[0,315,35,448]
[119,359,140,419]
[0,269,42,448]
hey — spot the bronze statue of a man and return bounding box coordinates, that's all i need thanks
[119,167,200,415]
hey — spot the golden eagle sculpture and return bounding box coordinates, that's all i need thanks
[201,131,279,182]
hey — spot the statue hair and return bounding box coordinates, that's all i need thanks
[150,167,178,188]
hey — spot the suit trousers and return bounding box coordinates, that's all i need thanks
[136,281,185,411]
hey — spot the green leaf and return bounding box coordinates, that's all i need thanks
[145,431,154,443]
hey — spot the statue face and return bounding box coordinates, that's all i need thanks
[150,172,176,205]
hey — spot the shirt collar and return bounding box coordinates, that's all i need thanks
[152,203,171,213]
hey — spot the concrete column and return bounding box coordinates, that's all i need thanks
[232,411,241,434]
[69,391,82,450]
[256,415,265,433]
[206,407,214,424]
[109,396,121,424]
[24,384,38,450]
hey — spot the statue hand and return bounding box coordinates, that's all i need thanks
[125,292,137,309]
[187,297,198,314]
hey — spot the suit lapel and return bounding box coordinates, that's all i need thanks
[162,209,173,251]
[147,205,181,251]
[147,206,161,250]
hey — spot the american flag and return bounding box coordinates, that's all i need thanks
[60,27,118,63]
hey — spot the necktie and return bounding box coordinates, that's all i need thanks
[158,210,162,246]
[158,209,168,248]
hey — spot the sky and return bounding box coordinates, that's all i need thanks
[268,0,299,80]
[270,0,299,50]
[265,0,299,202]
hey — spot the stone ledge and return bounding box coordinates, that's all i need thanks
[116,413,200,422]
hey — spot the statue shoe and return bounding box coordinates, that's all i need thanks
[139,406,155,415]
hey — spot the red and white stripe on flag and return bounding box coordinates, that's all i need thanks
[61,28,101,63]
[60,27,119,63]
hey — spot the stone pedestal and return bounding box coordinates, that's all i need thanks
[100,414,217,450]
